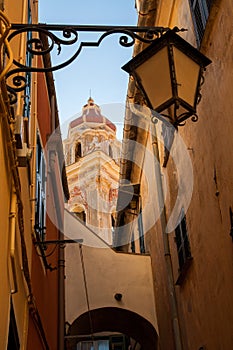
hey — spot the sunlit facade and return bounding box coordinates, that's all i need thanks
[117,0,233,349]
[0,1,68,349]
[63,100,158,350]
[2,1,232,349]
[63,98,121,245]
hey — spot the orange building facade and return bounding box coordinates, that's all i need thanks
[0,2,68,349]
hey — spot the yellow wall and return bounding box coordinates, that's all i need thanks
[0,0,38,348]
[64,210,158,338]
[142,0,233,349]
[0,113,12,349]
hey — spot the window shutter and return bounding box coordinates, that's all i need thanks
[189,0,214,46]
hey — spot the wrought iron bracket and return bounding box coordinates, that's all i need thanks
[4,23,186,105]
[34,239,83,247]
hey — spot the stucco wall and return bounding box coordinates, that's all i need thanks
[0,114,13,350]
[146,0,233,349]
[64,210,158,336]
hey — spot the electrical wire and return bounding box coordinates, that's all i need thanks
[34,242,59,258]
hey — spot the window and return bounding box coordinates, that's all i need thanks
[111,214,116,236]
[175,211,192,271]
[35,136,46,240]
[75,142,82,161]
[74,210,86,224]
[77,340,109,350]
[138,210,145,254]
[189,0,214,46]
[161,122,175,167]
[109,144,113,158]
[229,207,233,240]
[131,232,136,253]
[76,335,128,349]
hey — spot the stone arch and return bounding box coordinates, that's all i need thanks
[66,307,158,350]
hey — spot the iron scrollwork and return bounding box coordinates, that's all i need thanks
[4,24,184,105]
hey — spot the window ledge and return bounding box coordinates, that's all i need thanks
[175,256,193,286]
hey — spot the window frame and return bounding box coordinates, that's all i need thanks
[174,210,193,284]
[35,135,47,241]
[189,0,213,46]
[138,209,145,254]
[75,142,82,161]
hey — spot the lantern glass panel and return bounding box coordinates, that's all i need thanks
[135,47,172,110]
[173,46,201,109]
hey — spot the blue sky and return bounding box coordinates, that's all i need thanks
[39,0,138,139]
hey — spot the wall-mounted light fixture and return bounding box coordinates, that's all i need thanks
[122,30,211,127]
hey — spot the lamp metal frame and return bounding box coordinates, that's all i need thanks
[122,30,211,126]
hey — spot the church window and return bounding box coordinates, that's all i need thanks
[109,144,113,158]
[111,214,115,234]
[75,142,82,161]
[74,210,86,224]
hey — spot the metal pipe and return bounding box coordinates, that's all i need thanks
[29,70,37,231]
[58,233,65,350]
[9,190,18,294]
[11,23,169,33]
[49,151,65,350]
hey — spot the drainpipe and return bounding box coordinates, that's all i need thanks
[9,189,18,294]
[151,121,183,350]
[30,70,38,236]
[57,227,65,350]
[57,223,65,350]
[49,151,65,350]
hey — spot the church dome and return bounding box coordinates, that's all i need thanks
[69,97,116,132]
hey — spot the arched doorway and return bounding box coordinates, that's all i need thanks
[65,307,158,350]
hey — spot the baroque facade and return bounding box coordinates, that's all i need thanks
[63,98,121,244]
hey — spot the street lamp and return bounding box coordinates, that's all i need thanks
[122,30,211,126]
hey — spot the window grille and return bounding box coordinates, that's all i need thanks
[35,136,46,240]
[138,210,145,254]
[189,0,214,46]
[175,211,192,270]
